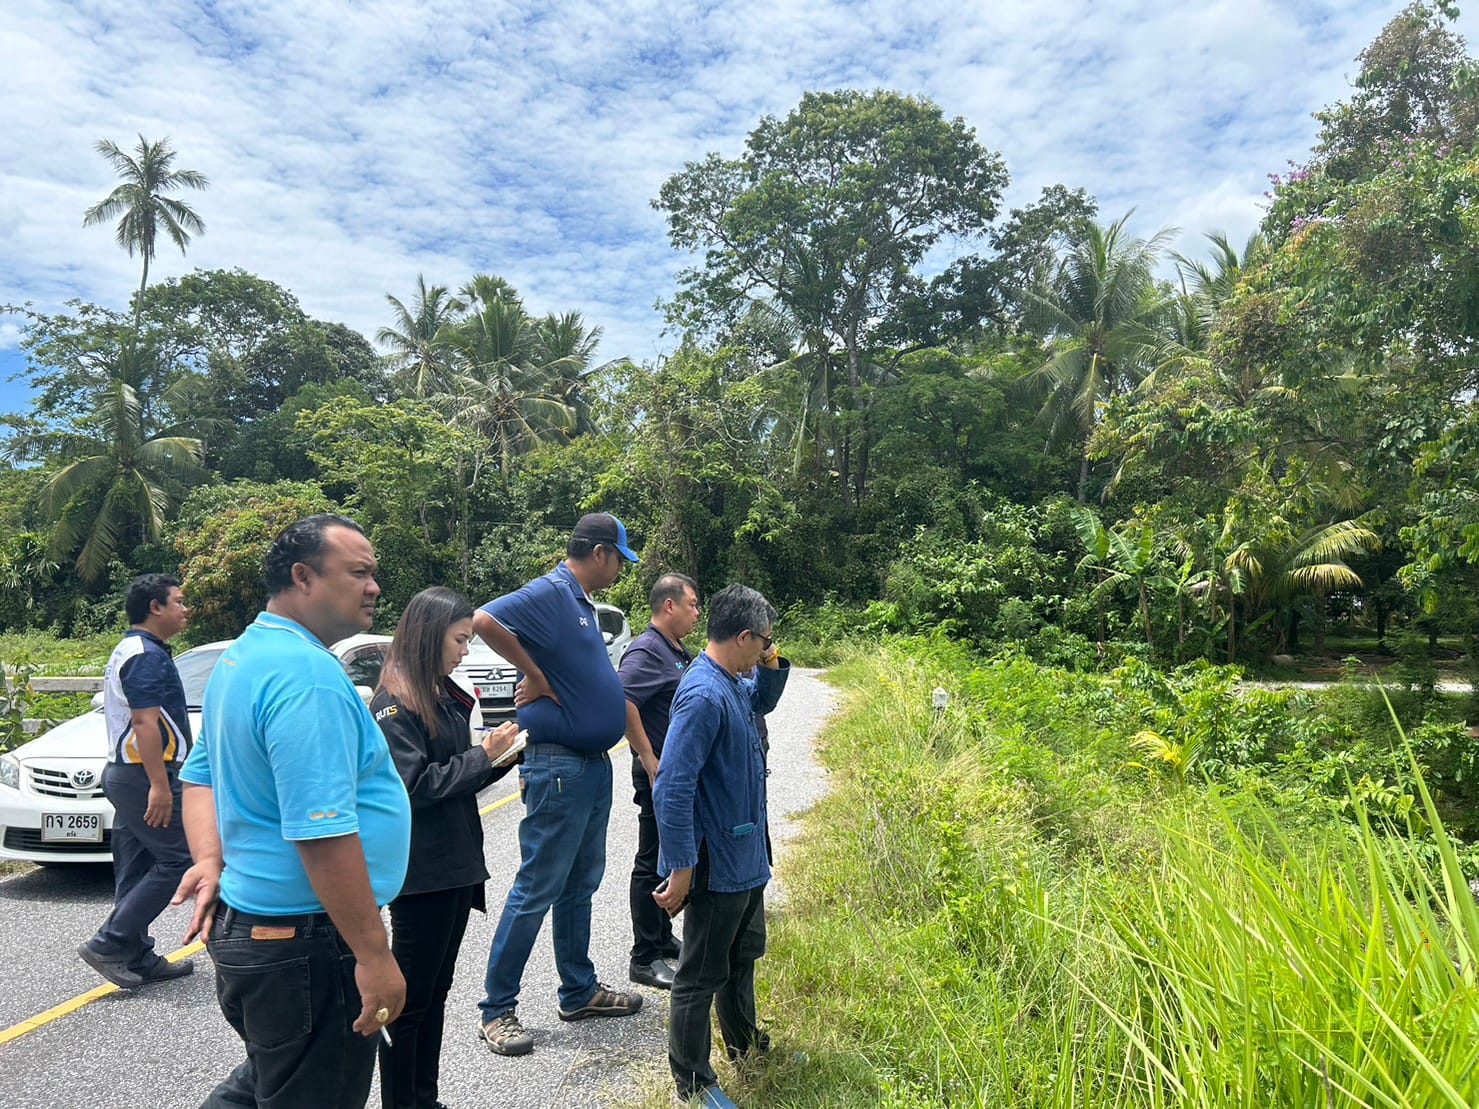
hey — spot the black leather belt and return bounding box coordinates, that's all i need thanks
[525,742,610,761]
[214,903,334,935]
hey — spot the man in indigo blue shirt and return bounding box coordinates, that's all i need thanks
[173,515,412,1109]
[472,512,645,1057]
[78,574,195,990]
[619,572,702,990]
[654,583,790,1108]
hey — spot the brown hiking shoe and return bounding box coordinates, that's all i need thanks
[557,982,643,1021]
[477,1009,534,1056]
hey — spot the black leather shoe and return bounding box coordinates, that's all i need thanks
[629,957,676,989]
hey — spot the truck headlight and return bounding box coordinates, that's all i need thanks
[0,754,20,791]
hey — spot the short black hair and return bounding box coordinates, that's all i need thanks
[125,574,180,624]
[263,514,364,597]
[650,573,697,612]
[566,535,598,561]
[706,583,776,643]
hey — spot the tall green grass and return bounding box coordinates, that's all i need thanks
[730,641,1479,1108]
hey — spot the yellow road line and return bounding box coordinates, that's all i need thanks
[0,942,203,1047]
[1,739,631,1048]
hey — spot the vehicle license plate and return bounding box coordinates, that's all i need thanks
[484,682,515,700]
[42,812,103,843]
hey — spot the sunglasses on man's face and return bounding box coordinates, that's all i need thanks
[747,630,773,652]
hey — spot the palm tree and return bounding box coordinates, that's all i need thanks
[1152,230,1270,378]
[40,347,207,582]
[459,273,522,311]
[82,136,209,326]
[1021,213,1175,501]
[378,276,463,398]
[535,311,626,436]
[445,296,579,480]
[1213,460,1379,659]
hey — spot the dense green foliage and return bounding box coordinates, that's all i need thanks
[2,6,1478,690]
[720,641,1479,1107]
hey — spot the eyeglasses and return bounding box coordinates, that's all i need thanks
[748,630,773,652]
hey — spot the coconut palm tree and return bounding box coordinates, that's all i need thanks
[40,346,207,582]
[378,275,463,398]
[459,273,522,311]
[1021,213,1175,501]
[82,136,209,326]
[445,296,579,481]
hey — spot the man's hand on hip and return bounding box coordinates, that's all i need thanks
[515,668,559,707]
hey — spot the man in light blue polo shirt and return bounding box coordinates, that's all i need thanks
[471,512,644,1057]
[173,514,411,1109]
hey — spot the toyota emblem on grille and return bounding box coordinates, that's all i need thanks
[71,768,97,789]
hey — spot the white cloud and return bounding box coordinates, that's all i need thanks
[0,0,1469,388]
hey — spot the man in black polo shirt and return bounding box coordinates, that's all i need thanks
[78,574,196,989]
[619,572,702,989]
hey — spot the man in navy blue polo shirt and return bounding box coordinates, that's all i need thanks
[619,572,702,990]
[78,574,195,989]
[654,583,789,1108]
[472,513,645,1057]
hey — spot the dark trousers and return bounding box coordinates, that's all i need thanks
[201,905,377,1109]
[91,762,191,972]
[630,758,679,964]
[668,863,768,1098]
[379,884,478,1109]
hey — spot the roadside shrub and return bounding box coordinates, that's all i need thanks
[883,499,1069,646]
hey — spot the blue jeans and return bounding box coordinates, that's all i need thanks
[202,905,377,1109]
[479,744,612,1017]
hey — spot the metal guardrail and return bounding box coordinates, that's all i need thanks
[27,677,104,693]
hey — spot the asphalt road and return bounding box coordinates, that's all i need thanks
[0,668,834,1109]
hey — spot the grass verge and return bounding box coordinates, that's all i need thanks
[687,638,1479,1107]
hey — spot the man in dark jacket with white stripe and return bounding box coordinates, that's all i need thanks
[78,574,196,988]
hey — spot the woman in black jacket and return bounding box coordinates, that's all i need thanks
[373,587,521,1109]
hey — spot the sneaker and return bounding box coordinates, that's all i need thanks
[476,1010,534,1056]
[557,983,643,1021]
[629,957,676,989]
[77,943,143,989]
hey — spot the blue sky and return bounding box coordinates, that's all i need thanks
[2,0,1470,418]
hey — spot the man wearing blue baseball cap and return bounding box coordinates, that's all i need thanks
[472,513,645,1056]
